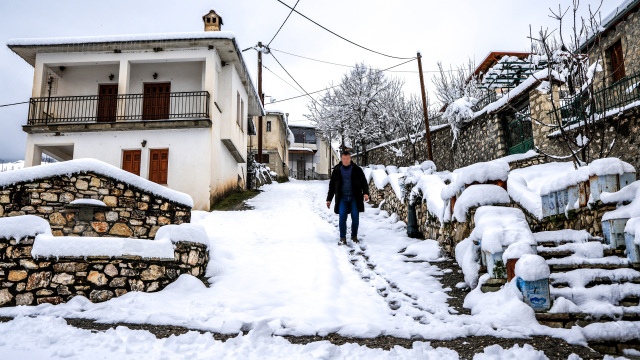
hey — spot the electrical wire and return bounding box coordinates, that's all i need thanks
[269,47,463,74]
[269,57,416,104]
[274,0,414,60]
[267,0,301,47]
[263,65,305,95]
[270,52,321,106]
[0,101,28,108]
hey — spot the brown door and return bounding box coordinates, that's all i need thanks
[297,159,305,178]
[149,149,169,184]
[143,83,171,120]
[122,150,141,176]
[610,40,626,83]
[97,84,118,123]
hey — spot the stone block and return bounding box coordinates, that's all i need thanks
[102,196,118,207]
[109,277,126,287]
[26,271,51,290]
[109,223,133,237]
[0,289,13,305]
[89,290,114,303]
[91,222,109,233]
[49,212,67,226]
[36,289,54,296]
[52,273,74,285]
[53,262,88,273]
[75,180,88,190]
[15,292,33,305]
[90,177,101,188]
[40,192,58,202]
[59,193,75,203]
[8,270,28,281]
[87,271,108,286]
[141,265,164,281]
[37,296,63,305]
[104,264,118,277]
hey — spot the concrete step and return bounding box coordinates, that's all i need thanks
[551,275,640,288]
[538,247,626,260]
[549,263,632,272]
[536,311,640,329]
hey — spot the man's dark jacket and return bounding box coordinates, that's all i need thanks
[326,163,370,214]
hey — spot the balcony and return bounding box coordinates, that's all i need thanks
[26,91,210,129]
[551,70,640,126]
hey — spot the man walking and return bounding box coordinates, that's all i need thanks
[326,150,370,245]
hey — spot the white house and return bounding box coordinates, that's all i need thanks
[288,124,338,180]
[7,10,264,211]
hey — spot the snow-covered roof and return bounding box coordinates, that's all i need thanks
[0,159,193,207]
[580,0,640,51]
[288,147,314,152]
[288,123,316,129]
[7,31,236,47]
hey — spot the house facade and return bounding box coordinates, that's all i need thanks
[7,10,264,211]
[288,124,338,180]
[249,110,290,179]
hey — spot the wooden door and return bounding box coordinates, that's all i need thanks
[122,150,141,176]
[149,149,169,184]
[97,84,118,123]
[143,83,171,120]
[297,159,305,178]
[610,40,626,83]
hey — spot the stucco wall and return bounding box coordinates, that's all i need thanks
[25,128,213,210]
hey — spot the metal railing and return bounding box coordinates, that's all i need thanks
[27,91,210,125]
[551,71,640,126]
[472,91,499,112]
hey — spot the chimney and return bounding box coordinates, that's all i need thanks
[203,10,223,31]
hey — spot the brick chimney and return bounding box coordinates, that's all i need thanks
[203,10,223,31]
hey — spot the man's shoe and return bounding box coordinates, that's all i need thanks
[351,236,359,243]
[339,238,347,245]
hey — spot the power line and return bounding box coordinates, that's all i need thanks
[0,101,28,108]
[270,52,321,106]
[267,0,301,47]
[269,47,465,74]
[274,0,414,60]
[263,65,305,95]
[269,57,416,104]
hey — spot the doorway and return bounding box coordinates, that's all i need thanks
[143,82,171,120]
[97,84,118,123]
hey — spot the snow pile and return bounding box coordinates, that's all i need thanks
[69,199,107,207]
[441,160,509,200]
[155,223,210,247]
[363,167,373,183]
[624,217,640,246]
[515,254,550,281]
[474,344,549,360]
[371,169,389,189]
[499,150,539,163]
[420,161,437,174]
[588,157,635,177]
[31,234,175,259]
[538,166,590,196]
[452,185,510,222]
[409,174,446,223]
[0,158,193,207]
[472,206,535,254]
[443,96,478,139]
[503,241,536,262]
[386,165,398,174]
[533,229,595,244]
[602,182,640,221]
[455,237,481,288]
[387,173,406,201]
[401,240,441,262]
[0,215,51,241]
[508,162,579,218]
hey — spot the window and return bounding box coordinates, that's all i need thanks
[291,127,316,144]
[236,92,241,127]
[122,150,141,176]
[255,153,270,163]
[266,121,272,132]
[608,40,626,83]
[241,99,245,131]
[149,149,169,185]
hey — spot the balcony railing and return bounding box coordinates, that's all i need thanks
[551,71,640,126]
[27,91,210,125]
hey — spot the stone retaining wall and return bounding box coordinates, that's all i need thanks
[0,172,191,239]
[0,235,208,307]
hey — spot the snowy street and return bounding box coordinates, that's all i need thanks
[0,181,605,359]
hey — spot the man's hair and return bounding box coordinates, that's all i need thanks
[341,150,351,156]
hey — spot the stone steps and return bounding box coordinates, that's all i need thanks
[549,263,632,272]
[538,247,625,260]
[551,275,640,288]
[536,311,640,329]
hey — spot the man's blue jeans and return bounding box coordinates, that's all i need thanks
[339,196,359,239]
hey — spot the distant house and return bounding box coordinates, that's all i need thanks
[288,124,338,180]
[249,110,290,179]
[6,10,264,210]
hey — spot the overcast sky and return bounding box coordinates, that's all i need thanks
[0,0,619,162]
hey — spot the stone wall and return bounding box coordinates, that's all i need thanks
[0,172,191,239]
[0,235,208,307]
[363,113,508,172]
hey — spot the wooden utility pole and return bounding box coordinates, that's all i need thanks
[417,52,433,161]
[257,42,264,163]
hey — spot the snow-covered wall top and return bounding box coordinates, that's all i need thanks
[31,234,175,259]
[155,223,210,247]
[0,159,194,207]
[602,181,640,221]
[409,174,446,223]
[452,185,510,222]
[7,31,236,47]
[0,215,51,242]
[441,160,509,200]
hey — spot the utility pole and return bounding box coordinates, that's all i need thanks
[417,52,433,161]
[257,42,264,164]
